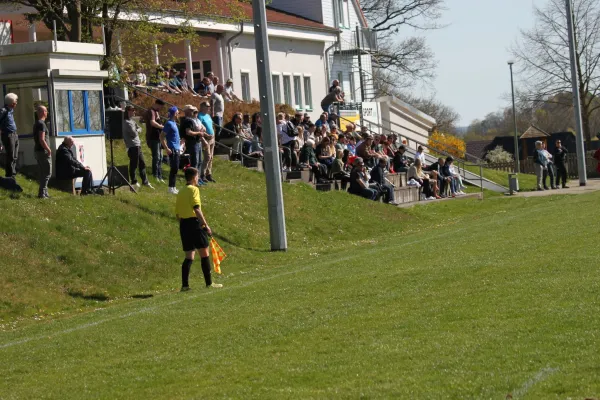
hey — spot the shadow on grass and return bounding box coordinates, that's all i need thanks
[67,290,110,302]
[130,294,154,299]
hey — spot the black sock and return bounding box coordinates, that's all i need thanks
[200,256,212,287]
[181,258,193,287]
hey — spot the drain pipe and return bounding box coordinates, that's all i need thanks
[324,31,341,91]
[226,22,244,80]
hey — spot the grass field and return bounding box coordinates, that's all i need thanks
[463,164,539,190]
[1,151,600,398]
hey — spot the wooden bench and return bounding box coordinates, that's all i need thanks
[52,178,80,195]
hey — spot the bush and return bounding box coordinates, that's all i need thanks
[485,146,514,164]
[428,131,466,159]
[130,89,293,123]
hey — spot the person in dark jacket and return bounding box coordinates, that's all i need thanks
[370,157,395,204]
[553,139,569,189]
[393,145,409,172]
[441,156,457,197]
[0,93,19,178]
[55,136,95,194]
[299,139,328,183]
[428,157,450,197]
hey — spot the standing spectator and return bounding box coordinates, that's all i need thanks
[329,79,340,93]
[123,105,153,189]
[160,106,182,194]
[321,87,344,113]
[56,136,97,195]
[206,72,216,94]
[145,99,166,183]
[370,157,396,204]
[533,140,548,191]
[0,93,19,178]
[553,139,569,189]
[198,101,216,183]
[348,157,377,200]
[33,105,51,198]
[542,142,556,190]
[211,84,225,138]
[181,105,205,185]
[194,77,212,96]
[223,79,242,102]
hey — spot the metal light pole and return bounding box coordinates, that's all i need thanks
[252,0,288,251]
[508,61,520,174]
[565,0,587,186]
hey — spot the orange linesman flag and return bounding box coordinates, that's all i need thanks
[210,237,227,274]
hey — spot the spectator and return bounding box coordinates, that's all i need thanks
[160,106,182,194]
[123,105,153,190]
[305,123,316,143]
[329,79,340,93]
[370,156,396,204]
[328,112,339,131]
[441,156,458,197]
[315,112,329,133]
[343,123,355,137]
[320,87,344,113]
[211,84,225,137]
[415,145,426,167]
[145,99,166,183]
[279,113,299,169]
[316,136,335,174]
[221,113,251,159]
[331,149,350,189]
[33,105,51,198]
[542,142,556,190]
[133,62,147,86]
[56,136,97,195]
[206,72,215,93]
[181,105,205,185]
[315,125,327,145]
[296,126,305,152]
[167,69,183,94]
[428,157,450,197]
[0,93,19,178]
[175,70,197,96]
[291,112,304,128]
[299,139,328,183]
[250,113,264,155]
[347,136,357,156]
[223,79,242,102]
[302,113,312,129]
[447,158,466,195]
[393,145,409,172]
[554,139,569,189]
[407,158,438,200]
[348,157,377,200]
[194,77,212,96]
[198,101,216,183]
[355,135,377,167]
[533,140,548,191]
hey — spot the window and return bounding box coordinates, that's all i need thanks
[241,72,251,102]
[272,75,282,104]
[333,0,346,28]
[293,76,302,109]
[283,75,292,106]
[202,61,212,76]
[55,90,103,135]
[303,76,312,110]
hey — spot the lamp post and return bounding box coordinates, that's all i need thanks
[508,60,520,174]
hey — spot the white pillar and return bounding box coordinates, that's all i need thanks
[28,24,37,42]
[153,44,160,66]
[217,37,226,80]
[184,39,194,88]
[116,32,123,55]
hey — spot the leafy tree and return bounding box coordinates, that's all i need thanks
[485,146,514,164]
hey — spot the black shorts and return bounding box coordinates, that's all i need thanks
[179,218,209,251]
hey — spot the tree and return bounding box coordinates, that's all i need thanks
[512,0,600,148]
[400,94,460,133]
[361,0,445,93]
[485,146,513,164]
[428,130,466,159]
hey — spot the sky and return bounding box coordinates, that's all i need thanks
[413,0,540,126]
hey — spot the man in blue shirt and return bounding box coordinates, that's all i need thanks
[198,101,216,183]
[0,93,19,178]
[160,106,181,194]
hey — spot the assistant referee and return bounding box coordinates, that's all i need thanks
[175,167,223,291]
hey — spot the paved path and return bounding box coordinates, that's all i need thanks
[514,179,600,197]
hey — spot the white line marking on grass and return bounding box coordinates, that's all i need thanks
[512,367,559,399]
[0,205,541,351]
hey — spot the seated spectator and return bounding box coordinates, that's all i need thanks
[224,79,242,102]
[348,157,377,200]
[316,136,335,173]
[370,156,396,204]
[221,113,251,159]
[331,149,351,189]
[167,69,183,94]
[175,70,197,96]
[305,123,316,143]
[250,113,264,156]
[279,113,299,169]
[442,156,460,197]
[393,145,410,172]
[296,126,305,151]
[447,157,466,195]
[315,125,327,145]
[428,157,451,197]
[407,158,438,199]
[355,135,377,167]
[302,113,312,129]
[415,145,426,167]
[133,62,147,86]
[347,136,357,156]
[299,139,328,183]
[56,136,97,195]
[373,135,386,159]
[321,87,344,113]
[314,112,329,132]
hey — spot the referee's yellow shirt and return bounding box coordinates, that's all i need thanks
[175,185,201,219]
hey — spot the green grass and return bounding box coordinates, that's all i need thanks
[464,164,539,190]
[1,142,600,398]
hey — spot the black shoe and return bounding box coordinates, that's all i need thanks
[543,187,549,190]
[562,185,569,189]
[552,186,558,190]
[537,188,544,191]
[206,175,216,183]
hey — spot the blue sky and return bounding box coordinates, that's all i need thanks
[413,0,539,126]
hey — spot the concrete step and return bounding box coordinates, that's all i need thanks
[285,179,304,185]
[215,154,230,161]
[397,192,482,208]
[315,182,336,191]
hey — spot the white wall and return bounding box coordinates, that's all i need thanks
[379,102,433,151]
[230,34,327,121]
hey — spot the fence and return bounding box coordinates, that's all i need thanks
[486,155,599,178]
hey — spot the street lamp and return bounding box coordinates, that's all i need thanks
[508,60,520,174]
